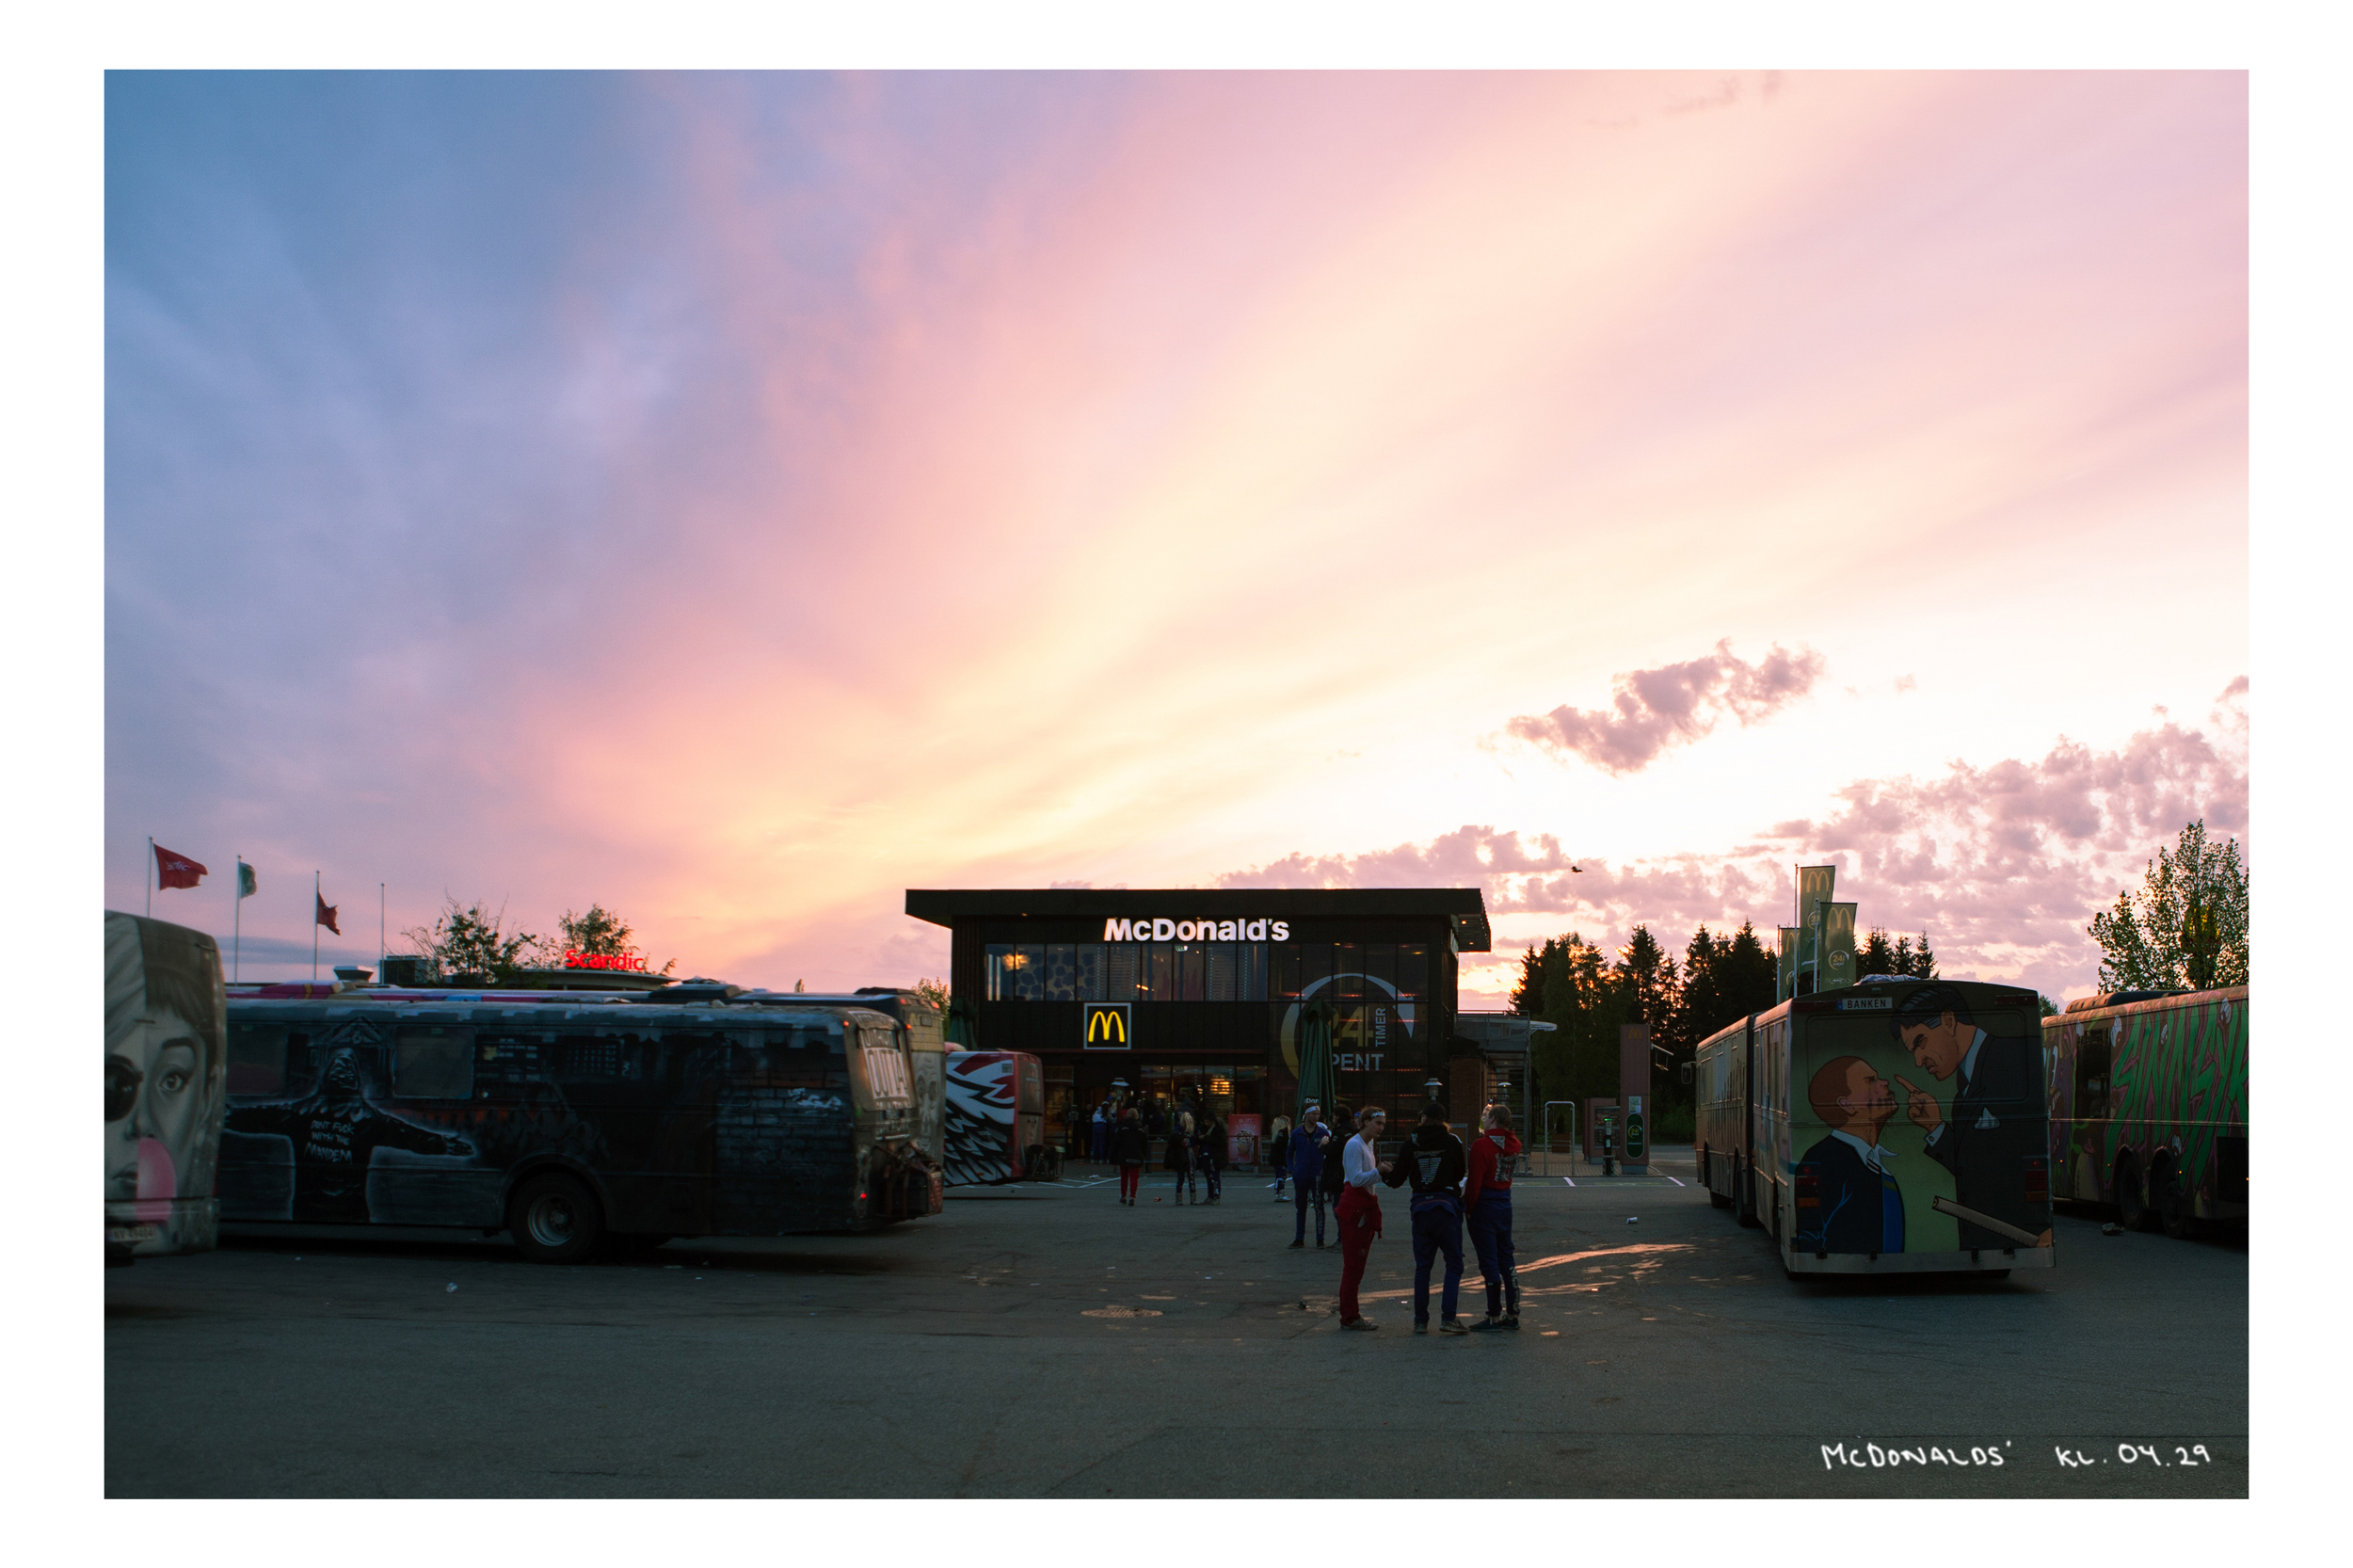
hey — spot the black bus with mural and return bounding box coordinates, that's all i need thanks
[219,983,941,1262]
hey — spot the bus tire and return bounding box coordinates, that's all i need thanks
[2154,1158,2196,1240]
[510,1173,604,1265]
[1735,1156,1761,1228]
[2114,1152,2153,1233]
[1705,1149,1731,1208]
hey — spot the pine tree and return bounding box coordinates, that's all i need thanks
[1857,927,1897,979]
[1910,931,1938,979]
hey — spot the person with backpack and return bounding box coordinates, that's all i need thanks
[1268,1115,1292,1199]
[1111,1107,1149,1206]
[1335,1107,1390,1331]
[1384,1101,1470,1335]
[1288,1104,1334,1248]
[1465,1102,1522,1331]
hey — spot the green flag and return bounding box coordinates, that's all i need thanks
[237,860,258,899]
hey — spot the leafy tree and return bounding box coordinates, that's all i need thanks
[531,902,675,974]
[402,898,541,984]
[914,977,951,1013]
[2089,818,2249,991]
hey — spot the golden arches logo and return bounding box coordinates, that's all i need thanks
[1084,1004,1130,1048]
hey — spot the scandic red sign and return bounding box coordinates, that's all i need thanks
[563,950,650,971]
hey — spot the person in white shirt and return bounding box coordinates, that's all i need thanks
[1335,1107,1389,1329]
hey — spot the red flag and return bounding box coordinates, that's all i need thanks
[154,844,207,889]
[315,892,341,935]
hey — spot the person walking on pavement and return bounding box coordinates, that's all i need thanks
[1167,1104,1197,1204]
[1335,1108,1390,1330]
[1111,1107,1148,1205]
[1198,1109,1225,1203]
[1465,1103,1522,1332]
[1269,1114,1292,1199]
[1090,1100,1109,1164]
[1385,1101,1470,1335]
[1289,1104,1334,1247]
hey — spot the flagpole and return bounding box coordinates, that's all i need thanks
[146,836,153,919]
[233,855,242,983]
[312,870,321,983]
[379,883,386,982]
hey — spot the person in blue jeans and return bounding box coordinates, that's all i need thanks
[1383,1101,1469,1334]
[1464,1102,1521,1331]
[1288,1104,1334,1247]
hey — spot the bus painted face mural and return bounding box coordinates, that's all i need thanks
[1889,986,2054,1250]
[104,913,228,1244]
[224,1048,476,1224]
[1795,1056,1905,1254]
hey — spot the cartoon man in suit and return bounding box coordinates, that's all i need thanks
[1892,985,2055,1249]
[1796,1056,1905,1253]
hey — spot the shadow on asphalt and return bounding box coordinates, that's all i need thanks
[217,1225,915,1275]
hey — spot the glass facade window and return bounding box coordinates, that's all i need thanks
[1016,943,1045,1000]
[1077,944,1107,1001]
[984,944,1015,1000]
[1362,942,1396,997]
[1147,943,1175,1002]
[1241,943,1267,1000]
[1205,943,1237,1001]
[1332,943,1364,1000]
[1046,943,1076,1001]
[1395,943,1427,1000]
[1107,943,1141,1002]
[1177,944,1207,1001]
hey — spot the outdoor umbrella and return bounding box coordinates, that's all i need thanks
[1296,997,1337,1123]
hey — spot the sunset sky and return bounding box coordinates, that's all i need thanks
[104,70,2249,1003]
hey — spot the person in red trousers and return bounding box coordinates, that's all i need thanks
[1335,1107,1390,1330]
[1111,1108,1149,1205]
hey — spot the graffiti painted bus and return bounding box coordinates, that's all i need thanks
[942,1050,1057,1185]
[739,989,948,1170]
[2041,986,2247,1238]
[219,984,940,1262]
[107,912,232,1263]
[1697,977,2053,1276]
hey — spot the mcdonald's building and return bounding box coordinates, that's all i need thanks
[904,888,1492,1152]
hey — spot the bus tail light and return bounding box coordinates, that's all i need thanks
[1794,1163,1819,1208]
[2023,1158,2048,1205]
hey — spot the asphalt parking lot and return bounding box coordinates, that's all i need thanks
[105,1148,2247,1496]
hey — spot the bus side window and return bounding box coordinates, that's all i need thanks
[394,1027,475,1099]
[2074,1026,2110,1119]
[558,1034,621,1081]
[228,1023,287,1096]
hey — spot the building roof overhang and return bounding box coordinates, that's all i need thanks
[905,888,1491,952]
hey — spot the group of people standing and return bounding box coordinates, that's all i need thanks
[1306,1100,1524,1336]
[1099,1097,1226,1206]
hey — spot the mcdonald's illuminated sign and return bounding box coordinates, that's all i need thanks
[1082,1003,1131,1049]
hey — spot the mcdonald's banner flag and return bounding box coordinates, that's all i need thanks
[237,860,258,899]
[1795,864,1835,940]
[315,892,340,935]
[154,843,207,889]
[1776,926,1799,1000]
[1822,902,1858,988]
[1081,1002,1130,1049]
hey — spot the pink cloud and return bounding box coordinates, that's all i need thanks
[1505,639,1827,775]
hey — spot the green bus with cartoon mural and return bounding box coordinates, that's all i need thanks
[2041,986,2247,1238]
[1696,977,2054,1276]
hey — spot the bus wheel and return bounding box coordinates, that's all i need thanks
[2154,1160,2197,1240]
[2114,1153,2153,1233]
[510,1173,604,1265]
[1704,1150,1731,1208]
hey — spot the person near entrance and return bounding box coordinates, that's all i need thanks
[1336,1108,1390,1330]
[1198,1108,1225,1204]
[1269,1114,1292,1199]
[1090,1100,1109,1164]
[1384,1101,1469,1335]
[1166,1102,1199,1204]
[1289,1105,1334,1247]
[1465,1103,1522,1332]
[1111,1108,1148,1205]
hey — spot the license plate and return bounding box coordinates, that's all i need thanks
[107,1224,158,1244]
